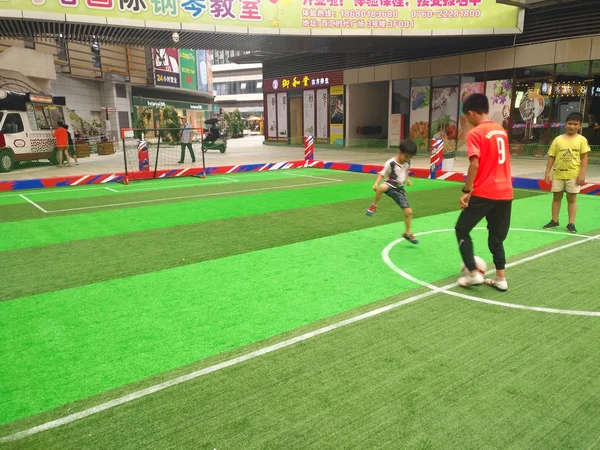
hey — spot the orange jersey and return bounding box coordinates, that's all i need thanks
[53,127,69,147]
[466,121,513,200]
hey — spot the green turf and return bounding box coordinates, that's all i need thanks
[1,193,596,427]
[3,287,600,449]
[1,187,541,302]
[0,169,353,206]
[0,177,456,251]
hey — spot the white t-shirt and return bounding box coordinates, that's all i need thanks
[379,158,410,189]
[181,123,193,143]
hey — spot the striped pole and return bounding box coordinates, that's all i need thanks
[304,135,314,164]
[430,138,443,179]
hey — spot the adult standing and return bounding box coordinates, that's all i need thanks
[178,117,196,164]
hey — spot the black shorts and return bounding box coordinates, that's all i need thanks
[384,183,410,209]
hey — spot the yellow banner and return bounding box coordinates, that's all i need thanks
[1,0,521,35]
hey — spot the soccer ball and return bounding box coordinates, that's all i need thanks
[461,256,487,275]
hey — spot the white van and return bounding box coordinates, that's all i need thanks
[0,89,71,172]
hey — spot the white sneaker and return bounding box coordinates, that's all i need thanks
[457,272,485,288]
[485,277,508,292]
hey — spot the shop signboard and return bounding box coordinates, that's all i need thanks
[329,85,344,146]
[265,71,344,94]
[153,48,180,88]
[179,49,198,91]
[10,1,522,36]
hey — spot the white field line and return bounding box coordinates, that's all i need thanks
[42,179,341,213]
[104,187,118,193]
[18,195,47,213]
[1,228,595,443]
[383,227,600,316]
[279,171,344,182]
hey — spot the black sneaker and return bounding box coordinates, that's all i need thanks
[566,223,577,233]
[543,220,559,229]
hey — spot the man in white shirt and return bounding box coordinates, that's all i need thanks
[178,116,196,164]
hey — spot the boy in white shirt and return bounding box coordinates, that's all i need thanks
[365,139,418,244]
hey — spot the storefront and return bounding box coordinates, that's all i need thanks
[263,70,344,146]
[132,96,218,130]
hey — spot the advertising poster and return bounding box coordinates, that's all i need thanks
[316,88,328,142]
[430,86,459,154]
[15,2,521,35]
[153,48,180,88]
[486,79,513,131]
[389,114,404,148]
[329,85,344,146]
[196,50,209,93]
[457,82,485,153]
[179,49,197,91]
[303,90,315,137]
[266,94,277,139]
[206,50,214,94]
[277,92,288,140]
[409,86,430,152]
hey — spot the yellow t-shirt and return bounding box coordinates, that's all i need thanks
[548,134,590,180]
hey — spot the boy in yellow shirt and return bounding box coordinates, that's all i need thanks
[543,112,590,233]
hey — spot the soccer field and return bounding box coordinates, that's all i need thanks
[1,168,599,449]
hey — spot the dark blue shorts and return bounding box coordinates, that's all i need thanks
[384,183,410,209]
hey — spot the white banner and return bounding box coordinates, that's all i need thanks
[388,114,404,147]
[276,93,288,138]
[316,88,328,140]
[266,93,277,138]
[303,90,315,137]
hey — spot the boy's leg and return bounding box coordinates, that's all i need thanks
[455,196,491,271]
[566,193,577,225]
[485,200,512,278]
[403,208,413,235]
[57,147,63,166]
[552,191,563,222]
[366,184,389,216]
[373,183,389,206]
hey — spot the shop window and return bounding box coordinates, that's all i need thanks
[461,73,485,84]
[1,114,24,134]
[240,82,247,91]
[552,61,590,135]
[515,64,554,79]
[432,75,460,87]
[391,79,410,139]
[56,36,68,62]
[486,70,514,83]
[458,75,486,153]
[91,41,101,69]
[115,84,128,99]
[587,60,600,146]
[512,77,553,146]
[409,78,431,152]
[430,85,460,155]
[256,81,263,91]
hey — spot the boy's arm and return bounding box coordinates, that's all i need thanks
[545,156,555,185]
[578,152,588,185]
[460,156,479,210]
[372,174,384,191]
